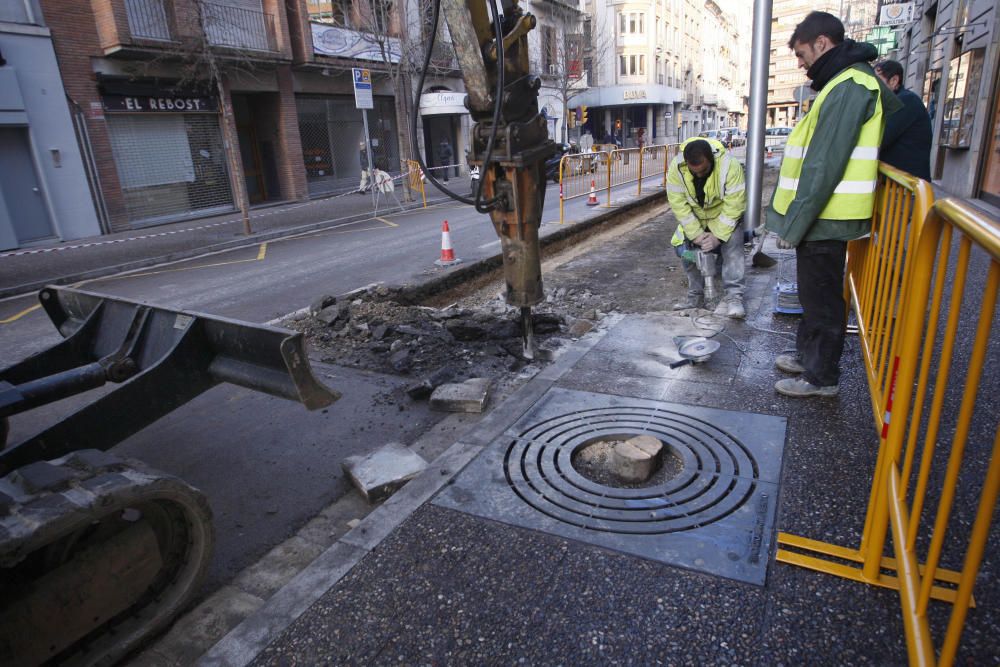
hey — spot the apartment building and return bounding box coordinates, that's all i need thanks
[37,0,303,232]
[572,0,749,146]
[0,0,100,249]
[767,0,878,127]
[888,0,999,203]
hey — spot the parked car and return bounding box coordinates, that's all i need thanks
[720,127,745,147]
[762,126,794,151]
[698,128,743,148]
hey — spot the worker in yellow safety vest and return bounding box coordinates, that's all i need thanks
[667,137,747,319]
[765,11,901,398]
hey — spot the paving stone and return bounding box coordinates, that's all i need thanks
[342,442,429,503]
[610,435,663,483]
[429,378,492,413]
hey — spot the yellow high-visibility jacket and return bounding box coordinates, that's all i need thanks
[667,138,746,245]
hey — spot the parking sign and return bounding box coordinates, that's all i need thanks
[352,68,373,109]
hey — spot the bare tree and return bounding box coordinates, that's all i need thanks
[342,0,458,173]
[539,16,615,143]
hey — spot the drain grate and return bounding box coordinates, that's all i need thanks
[434,388,786,584]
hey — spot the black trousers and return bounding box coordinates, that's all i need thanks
[795,240,848,387]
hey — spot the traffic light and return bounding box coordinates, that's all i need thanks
[615,118,622,130]
[567,110,576,128]
[580,106,588,124]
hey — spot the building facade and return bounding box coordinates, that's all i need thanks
[572,0,749,146]
[38,0,307,233]
[888,0,1000,204]
[0,0,101,249]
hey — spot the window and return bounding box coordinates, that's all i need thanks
[308,0,351,25]
[0,0,42,24]
[542,26,556,72]
[371,0,392,33]
[620,13,626,34]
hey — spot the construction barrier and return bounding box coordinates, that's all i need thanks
[406,159,427,208]
[777,172,1000,664]
[557,144,678,223]
[847,164,935,430]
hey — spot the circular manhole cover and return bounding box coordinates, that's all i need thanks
[503,406,760,534]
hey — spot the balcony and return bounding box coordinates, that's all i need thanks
[202,2,277,52]
[98,0,283,56]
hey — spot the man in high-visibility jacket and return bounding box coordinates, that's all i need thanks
[667,138,747,319]
[765,11,901,398]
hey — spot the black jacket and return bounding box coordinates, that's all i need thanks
[879,87,932,181]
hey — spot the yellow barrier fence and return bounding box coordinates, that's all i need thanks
[558,144,678,223]
[778,188,1000,664]
[406,159,427,208]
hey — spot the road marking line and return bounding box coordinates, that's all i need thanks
[375,217,398,227]
[0,304,41,324]
[478,240,501,249]
[79,245,268,287]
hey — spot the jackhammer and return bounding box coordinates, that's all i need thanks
[680,242,721,305]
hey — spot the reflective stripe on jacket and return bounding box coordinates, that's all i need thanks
[772,67,884,220]
[667,137,746,245]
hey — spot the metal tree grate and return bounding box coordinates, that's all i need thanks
[434,388,786,585]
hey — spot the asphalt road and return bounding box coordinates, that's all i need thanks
[0,175,662,593]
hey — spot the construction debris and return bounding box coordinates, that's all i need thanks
[342,442,429,503]
[429,378,493,413]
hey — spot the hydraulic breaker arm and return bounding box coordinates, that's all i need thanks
[439,0,557,356]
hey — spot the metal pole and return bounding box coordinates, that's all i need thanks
[362,108,376,211]
[745,0,774,237]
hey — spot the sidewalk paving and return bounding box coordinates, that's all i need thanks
[192,212,999,665]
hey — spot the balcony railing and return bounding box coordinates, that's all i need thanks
[202,1,277,52]
[126,0,172,41]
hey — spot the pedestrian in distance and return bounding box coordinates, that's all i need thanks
[765,11,902,398]
[874,59,933,181]
[437,139,453,183]
[667,138,748,319]
[357,141,370,194]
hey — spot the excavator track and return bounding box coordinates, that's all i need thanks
[0,449,214,666]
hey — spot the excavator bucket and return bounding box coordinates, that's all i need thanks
[0,285,340,474]
[0,286,339,666]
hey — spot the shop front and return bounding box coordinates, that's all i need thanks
[572,85,682,147]
[418,88,469,181]
[100,81,234,227]
[297,94,400,197]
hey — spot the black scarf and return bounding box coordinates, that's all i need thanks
[807,39,879,91]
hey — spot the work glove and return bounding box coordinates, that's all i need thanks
[698,234,721,252]
[776,236,795,250]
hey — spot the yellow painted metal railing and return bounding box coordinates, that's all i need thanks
[558,144,677,223]
[778,183,1000,664]
[406,159,427,208]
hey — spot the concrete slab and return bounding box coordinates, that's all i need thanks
[342,442,428,503]
[429,377,492,412]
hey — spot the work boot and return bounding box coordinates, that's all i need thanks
[774,351,806,374]
[775,377,839,397]
[673,295,704,311]
[715,296,745,319]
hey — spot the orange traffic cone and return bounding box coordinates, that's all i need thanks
[434,220,462,266]
[586,179,600,206]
